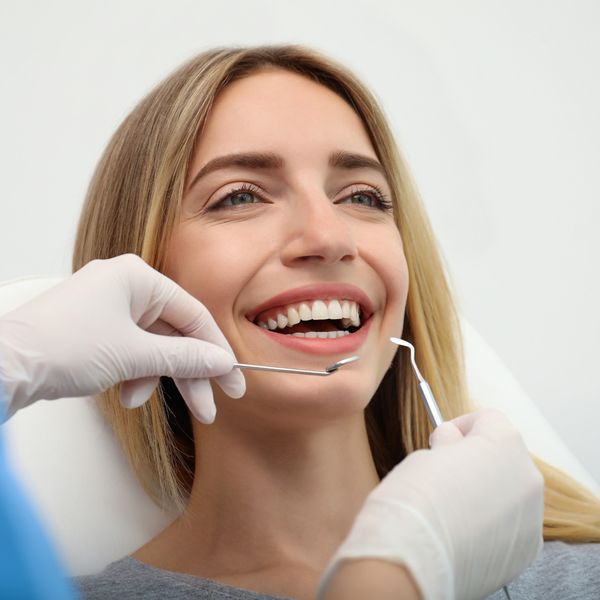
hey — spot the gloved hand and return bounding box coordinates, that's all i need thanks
[0,254,245,423]
[319,409,544,600]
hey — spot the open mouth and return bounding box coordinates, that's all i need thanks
[250,299,370,339]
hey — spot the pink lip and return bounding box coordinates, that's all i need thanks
[246,283,375,322]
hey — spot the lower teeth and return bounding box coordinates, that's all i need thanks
[287,330,350,338]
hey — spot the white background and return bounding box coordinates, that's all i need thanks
[1,1,598,483]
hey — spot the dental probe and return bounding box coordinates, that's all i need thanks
[390,337,512,600]
[232,355,359,376]
[389,337,443,428]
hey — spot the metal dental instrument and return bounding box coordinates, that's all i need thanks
[390,337,443,428]
[233,355,359,376]
[390,337,512,600]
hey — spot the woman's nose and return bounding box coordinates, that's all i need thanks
[279,190,358,267]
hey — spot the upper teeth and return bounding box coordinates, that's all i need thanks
[257,299,361,331]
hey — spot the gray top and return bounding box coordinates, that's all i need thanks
[73,541,600,599]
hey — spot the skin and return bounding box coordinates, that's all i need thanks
[132,68,413,600]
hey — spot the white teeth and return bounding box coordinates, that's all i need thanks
[328,300,343,319]
[311,300,329,320]
[341,301,351,318]
[256,299,362,331]
[350,303,360,327]
[290,330,350,338]
[287,306,300,326]
[298,302,312,320]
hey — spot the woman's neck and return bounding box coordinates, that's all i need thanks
[134,402,380,587]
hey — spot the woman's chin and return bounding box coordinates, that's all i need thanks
[211,374,374,429]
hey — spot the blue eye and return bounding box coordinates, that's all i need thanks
[348,192,377,207]
[222,191,257,206]
[210,183,263,210]
[339,186,393,212]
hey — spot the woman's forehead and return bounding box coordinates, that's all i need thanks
[190,68,377,169]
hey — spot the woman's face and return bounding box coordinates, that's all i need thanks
[165,68,409,425]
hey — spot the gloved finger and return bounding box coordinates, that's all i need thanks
[117,256,234,352]
[171,335,244,396]
[214,369,246,399]
[450,408,515,442]
[429,421,464,447]
[119,377,159,409]
[175,377,216,424]
[146,319,178,337]
[129,329,245,400]
[142,321,245,397]
[140,271,235,354]
[446,410,480,435]
[134,331,235,378]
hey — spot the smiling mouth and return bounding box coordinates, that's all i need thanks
[250,299,369,338]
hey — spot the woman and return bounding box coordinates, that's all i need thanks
[71,45,600,598]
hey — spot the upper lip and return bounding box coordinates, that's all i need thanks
[246,283,375,323]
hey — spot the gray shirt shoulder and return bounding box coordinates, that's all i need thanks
[486,540,600,600]
[73,541,600,599]
[73,555,292,599]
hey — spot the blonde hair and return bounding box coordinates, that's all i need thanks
[73,44,600,541]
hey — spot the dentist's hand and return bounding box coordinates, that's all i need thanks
[0,254,245,423]
[319,409,544,600]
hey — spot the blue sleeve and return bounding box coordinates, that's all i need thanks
[0,382,78,599]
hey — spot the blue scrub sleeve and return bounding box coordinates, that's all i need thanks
[0,381,78,599]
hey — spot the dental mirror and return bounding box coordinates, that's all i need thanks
[233,355,359,377]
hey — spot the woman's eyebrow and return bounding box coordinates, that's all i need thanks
[186,150,387,192]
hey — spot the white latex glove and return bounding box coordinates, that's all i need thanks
[0,254,245,424]
[318,409,544,600]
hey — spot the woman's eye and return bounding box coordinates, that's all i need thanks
[344,192,377,207]
[209,184,264,210]
[221,191,258,207]
[339,188,393,212]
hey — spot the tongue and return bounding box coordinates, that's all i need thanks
[281,320,339,334]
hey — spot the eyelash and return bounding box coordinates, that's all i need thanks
[208,183,394,213]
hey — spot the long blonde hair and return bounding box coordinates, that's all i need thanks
[72,45,600,541]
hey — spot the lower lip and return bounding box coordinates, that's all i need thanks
[251,317,373,356]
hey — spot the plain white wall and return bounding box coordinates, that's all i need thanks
[1,1,598,484]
